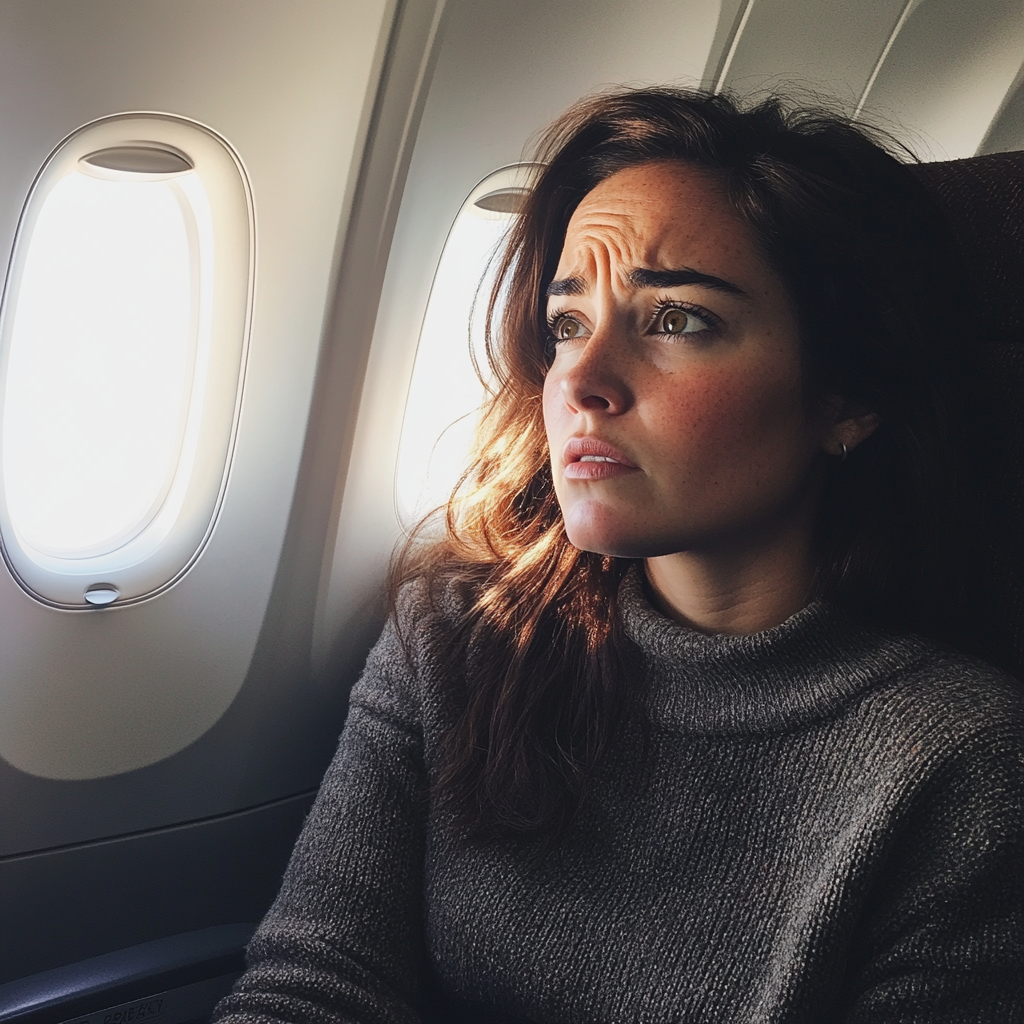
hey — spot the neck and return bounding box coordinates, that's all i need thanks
[643,510,818,636]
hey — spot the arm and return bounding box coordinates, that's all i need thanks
[844,725,1024,1022]
[212,615,431,1024]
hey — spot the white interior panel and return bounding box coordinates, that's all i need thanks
[0,0,395,779]
[982,66,1024,154]
[718,0,908,109]
[859,0,1024,158]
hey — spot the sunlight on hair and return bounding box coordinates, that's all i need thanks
[396,206,512,523]
[3,168,208,558]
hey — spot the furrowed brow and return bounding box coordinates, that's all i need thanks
[545,276,586,297]
[628,267,746,296]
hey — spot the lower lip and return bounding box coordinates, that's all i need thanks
[563,459,639,480]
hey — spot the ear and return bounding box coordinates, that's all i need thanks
[821,394,881,458]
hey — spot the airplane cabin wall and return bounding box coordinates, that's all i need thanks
[1,0,1022,990]
[0,0,448,981]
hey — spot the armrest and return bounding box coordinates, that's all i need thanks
[0,923,255,1024]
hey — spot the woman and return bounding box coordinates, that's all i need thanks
[213,89,1024,1022]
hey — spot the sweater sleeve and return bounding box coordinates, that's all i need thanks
[844,721,1024,1023]
[211,612,431,1024]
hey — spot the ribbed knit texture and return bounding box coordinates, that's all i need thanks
[213,571,1024,1023]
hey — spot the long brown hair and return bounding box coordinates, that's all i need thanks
[390,87,980,838]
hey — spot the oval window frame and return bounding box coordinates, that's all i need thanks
[395,163,541,524]
[0,112,254,609]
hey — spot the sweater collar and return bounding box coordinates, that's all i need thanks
[618,567,925,734]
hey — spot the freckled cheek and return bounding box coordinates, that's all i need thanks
[650,367,796,466]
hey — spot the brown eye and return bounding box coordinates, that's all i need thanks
[661,308,690,334]
[554,316,585,341]
[653,304,715,339]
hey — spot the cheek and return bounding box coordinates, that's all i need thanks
[541,373,564,444]
[651,362,804,466]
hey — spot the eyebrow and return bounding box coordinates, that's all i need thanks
[545,267,746,297]
[629,267,746,295]
[545,276,586,296]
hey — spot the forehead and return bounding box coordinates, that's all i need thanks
[558,160,760,276]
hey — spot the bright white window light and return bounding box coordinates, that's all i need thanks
[4,169,205,558]
[396,165,538,521]
[0,114,253,608]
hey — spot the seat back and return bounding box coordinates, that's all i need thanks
[912,151,1024,677]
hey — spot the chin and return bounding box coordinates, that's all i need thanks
[561,503,700,559]
[562,519,669,560]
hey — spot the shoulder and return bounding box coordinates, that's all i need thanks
[855,629,1024,775]
[846,655,1024,1019]
[882,632,1023,723]
[388,570,478,663]
[349,571,478,726]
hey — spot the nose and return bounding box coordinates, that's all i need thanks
[557,325,633,416]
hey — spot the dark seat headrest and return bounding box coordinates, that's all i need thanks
[911,150,1024,347]
[911,151,1024,676]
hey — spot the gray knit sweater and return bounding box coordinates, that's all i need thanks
[213,571,1024,1023]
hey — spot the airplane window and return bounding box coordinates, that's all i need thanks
[6,159,202,559]
[396,164,539,523]
[0,114,253,608]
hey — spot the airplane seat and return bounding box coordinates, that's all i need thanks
[911,149,1024,679]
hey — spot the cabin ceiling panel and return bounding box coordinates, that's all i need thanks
[982,68,1024,155]
[859,0,1024,159]
[717,0,908,110]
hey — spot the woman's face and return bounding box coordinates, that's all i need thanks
[542,159,834,560]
